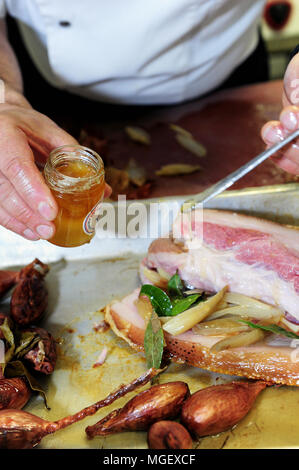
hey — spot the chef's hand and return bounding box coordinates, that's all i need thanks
[261,52,299,175]
[0,87,111,241]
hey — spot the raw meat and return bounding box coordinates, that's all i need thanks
[142,210,299,320]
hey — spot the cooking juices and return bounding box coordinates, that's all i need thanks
[44,145,105,247]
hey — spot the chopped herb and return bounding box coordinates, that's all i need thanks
[239,320,299,339]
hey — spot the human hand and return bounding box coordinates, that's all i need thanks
[261,52,299,175]
[0,87,111,240]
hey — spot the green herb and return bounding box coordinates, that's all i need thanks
[167,271,184,299]
[0,318,15,366]
[5,360,50,409]
[140,284,173,316]
[144,312,164,369]
[14,331,40,359]
[171,294,201,316]
[239,320,299,339]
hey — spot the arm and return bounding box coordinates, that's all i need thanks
[0,19,23,94]
[0,17,77,241]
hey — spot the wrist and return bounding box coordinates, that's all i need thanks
[0,82,31,109]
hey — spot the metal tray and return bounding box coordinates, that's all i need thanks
[1,183,299,449]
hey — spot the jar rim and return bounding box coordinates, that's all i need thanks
[48,145,104,183]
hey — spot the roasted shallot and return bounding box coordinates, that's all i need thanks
[147,420,192,449]
[10,259,49,326]
[0,271,18,299]
[181,381,267,437]
[0,367,162,449]
[86,381,189,438]
[0,378,31,410]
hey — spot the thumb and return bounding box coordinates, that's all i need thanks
[283,53,299,107]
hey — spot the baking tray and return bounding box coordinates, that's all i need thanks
[1,183,299,449]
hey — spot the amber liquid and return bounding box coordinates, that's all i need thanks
[48,160,105,247]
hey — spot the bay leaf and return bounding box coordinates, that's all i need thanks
[14,331,40,358]
[171,294,201,316]
[144,312,164,370]
[0,318,15,366]
[140,284,173,317]
[167,271,184,299]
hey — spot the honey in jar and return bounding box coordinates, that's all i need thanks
[44,145,105,247]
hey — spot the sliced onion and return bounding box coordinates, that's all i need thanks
[192,318,249,336]
[216,299,228,310]
[142,265,168,288]
[207,292,283,324]
[159,316,174,324]
[135,296,153,321]
[224,292,281,312]
[155,163,201,176]
[93,347,108,368]
[284,313,299,326]
[125,126,151,145]
[175,133,207,158]
[207,305,282,324]
[157,267,172,281]
[208,306,255,320]
[280,317,299,334]
[210,329,265,353]
[163,286,227,336]
[169,123,193,138]
[126,158,147,186]
[183,289,204,296]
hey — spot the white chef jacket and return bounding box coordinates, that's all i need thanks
[1,0,266,105]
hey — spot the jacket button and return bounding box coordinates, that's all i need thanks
[59,21,71,27]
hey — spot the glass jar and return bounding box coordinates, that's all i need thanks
[44,145,105,247]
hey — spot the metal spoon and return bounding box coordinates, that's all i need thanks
[182,128,299,211]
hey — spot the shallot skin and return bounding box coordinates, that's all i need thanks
[0,378,31,410]
[181,381,267,437]
[86,381,189,437]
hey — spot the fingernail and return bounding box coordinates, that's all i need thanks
[281,110,298,131]
[263,125,284,144]
[36,225,54,239]
[38,201,56,221]
[23,228,40,241]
